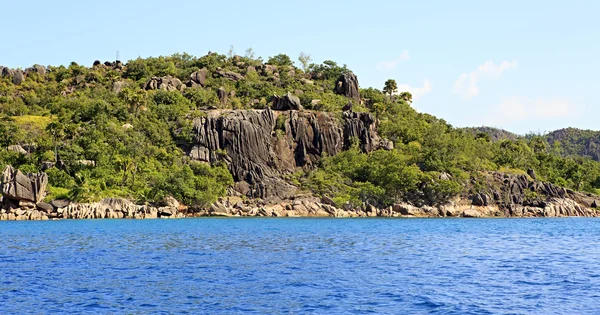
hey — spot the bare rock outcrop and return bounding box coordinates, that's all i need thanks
[1,166,48,203]
[272,92,302,111]
[189,68,208,86]
[188,109,385,199]
[144,76,183,91]
[215,69,244,81]
[26,65,46,77]
[464,172,599,217]
[335,72,360,100]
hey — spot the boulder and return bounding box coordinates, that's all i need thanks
[112,81,127,94]
[1,166,48,203]
[262,64,278,75]
[1,67,15,78]
[472,193,490,206]
[321,196,336,206]
[26,65,46,77]
[527,168,537,180]
[392,204,426,216]
[272,92,302,111]
[217,87,228,105]
[163,196,180,208]
[36,202,53,212]
[12,70,25,85]
[144,76,182,91]
[342,102,353,111]
[463,209,483,218]
[334,72,360,100]
[210,202,230,216]
[215,70,244,81]
[51,199,70,209]
[190,68,208,86]
[158,207,176,217]
[7,145,27,154]
[233,181,251,196]
[379,139,394,151]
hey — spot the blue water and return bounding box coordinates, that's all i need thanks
[1,218,600,314]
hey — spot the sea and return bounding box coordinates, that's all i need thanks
[1,218,599,314]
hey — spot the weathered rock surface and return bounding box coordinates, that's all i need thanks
[7,145,27,154]
[12,70,25,85]
[188,109,385,199]
[54,198,179,220]
[26,65,46,77]
[217,87,228,104]
[272,92,302,110]
[112,80,127,94]
[335,72,360,100]
[215,69,244,81]
[1,166,47,203]
[144,76,182,91]
[189,68,208,86]
[1,67,15,79]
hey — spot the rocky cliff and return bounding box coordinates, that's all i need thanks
[187,108,393,200]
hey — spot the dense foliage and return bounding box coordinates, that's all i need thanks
[2,51,600,208]
[296,94,600,207]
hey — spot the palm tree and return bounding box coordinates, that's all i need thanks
[383,79,398,96]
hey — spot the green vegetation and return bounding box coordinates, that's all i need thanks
[294,90,600,207]
[2,51,600,208]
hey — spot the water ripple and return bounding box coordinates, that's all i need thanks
[1,218,600,314]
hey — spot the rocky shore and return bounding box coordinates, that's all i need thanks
[0,165,598,221]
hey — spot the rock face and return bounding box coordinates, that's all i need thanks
[188,109,386,199]
[464,172,600,217]
[1,166,48,203]
[7,145,27,154]
[1,67,15,79]
[26,65,46,77]
[112,81,127,94]
[335,72,360,100]
[272,92,302,110]
[217,87,228,105]
[144,76,182,91]
[189,68,208,86]
[215,69,244,81]
[12,70,25,85]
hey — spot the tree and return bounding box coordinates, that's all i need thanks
[228,45,235,59]
[245,47,255,59]
[383,79,398,96]
[120,88,148,118]
[267,54,294,67]
[46,121,66,163]
[399,91,412,104]
[298,52,312,72]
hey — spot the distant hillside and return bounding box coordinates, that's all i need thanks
[545,128,600,161]
[460,127,519,141]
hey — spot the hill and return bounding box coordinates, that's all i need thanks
[545,128,600,161]
[1,51,600,217]
[460,126,519,142]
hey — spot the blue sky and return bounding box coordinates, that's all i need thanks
[2,0,598,134]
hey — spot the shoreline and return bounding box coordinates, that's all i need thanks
[1,196,597,221]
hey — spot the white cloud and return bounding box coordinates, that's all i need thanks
[376,50,410,70]
[454,60,517,99]
[395,79,432,101]
[485,97,581,126]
